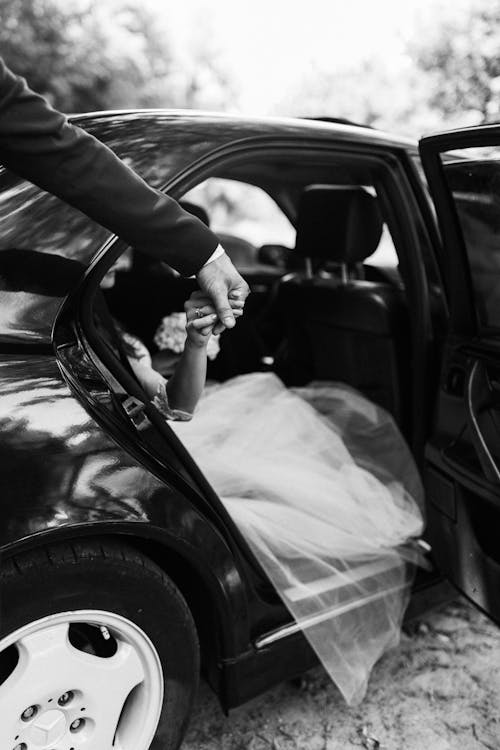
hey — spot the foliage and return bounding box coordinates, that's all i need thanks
[12,0,499,134]
[0,0,174,111]
[411,0,500,125]
[0,0,238,112]
[277,60,395,127]
[272,0,500,136]
[175,12,238,111]
[273,58,439,137]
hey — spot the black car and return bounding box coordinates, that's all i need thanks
[0,112,499,749]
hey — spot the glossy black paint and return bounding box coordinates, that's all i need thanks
[0,348,253,621]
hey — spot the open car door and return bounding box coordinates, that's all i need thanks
[420,125,500,624]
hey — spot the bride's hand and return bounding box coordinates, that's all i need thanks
[184,291,243,347]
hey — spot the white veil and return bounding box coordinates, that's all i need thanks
[171,374,425,703]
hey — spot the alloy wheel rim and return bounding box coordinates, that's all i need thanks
[0,610,164,750]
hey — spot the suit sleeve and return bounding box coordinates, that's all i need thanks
[0,58,220,276]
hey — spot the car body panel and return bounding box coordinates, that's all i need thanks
[0,346,321,705]
[0,352,253,656]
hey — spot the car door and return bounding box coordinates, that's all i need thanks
[420,125,500,624]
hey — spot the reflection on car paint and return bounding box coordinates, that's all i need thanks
[0,355,154,535]
[0,351,249,643]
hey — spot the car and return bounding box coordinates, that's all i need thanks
[0,110,499,749]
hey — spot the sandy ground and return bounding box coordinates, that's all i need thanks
[183,598,500,750]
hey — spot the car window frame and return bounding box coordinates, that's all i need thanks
[71,140,435,457]
[51,142,434,535]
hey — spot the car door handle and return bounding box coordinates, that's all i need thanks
[445,365,466,396]
[466,360,500,484]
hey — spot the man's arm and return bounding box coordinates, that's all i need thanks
[0,57,219,277]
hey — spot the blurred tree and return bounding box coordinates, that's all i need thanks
[411,0,500,125]
[275,59,420,131]
[167,9,239,111]
[181,49,237,110]
[0,0,175,111]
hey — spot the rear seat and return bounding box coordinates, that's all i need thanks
[274,186,411,430]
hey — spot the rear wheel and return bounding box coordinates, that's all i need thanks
[0,539,199,750]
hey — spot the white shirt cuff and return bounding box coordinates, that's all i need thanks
[202,244,225,267]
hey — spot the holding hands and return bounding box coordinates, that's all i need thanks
[196,251,250,333]
[157,288,244,417]
[184,290,244,348]
[134,284,246,420]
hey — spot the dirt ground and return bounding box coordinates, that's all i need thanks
[183,598,500,750]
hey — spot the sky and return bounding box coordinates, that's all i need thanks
[143,0,476,114]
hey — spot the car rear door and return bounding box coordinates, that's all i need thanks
[420,125,500,623]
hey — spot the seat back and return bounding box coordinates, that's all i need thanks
[275,186,411,429]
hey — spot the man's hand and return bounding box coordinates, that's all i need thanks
[196,252,249,333]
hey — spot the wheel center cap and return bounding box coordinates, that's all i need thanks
[29,708,67,746]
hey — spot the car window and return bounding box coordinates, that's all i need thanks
[361,222,398,268]
[442,150,500,330]
[182,178,296,267]
[358,185,398,269]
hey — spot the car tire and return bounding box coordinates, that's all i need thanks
[0,538,199,750]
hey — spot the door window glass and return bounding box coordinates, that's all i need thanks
[442,148,500,329]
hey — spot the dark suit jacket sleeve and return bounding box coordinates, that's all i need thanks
[0,58,220,276]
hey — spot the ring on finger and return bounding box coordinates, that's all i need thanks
[194,307,203,318]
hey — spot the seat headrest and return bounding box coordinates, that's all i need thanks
[295,186,383,264]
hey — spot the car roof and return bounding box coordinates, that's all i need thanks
[69,109,418,153]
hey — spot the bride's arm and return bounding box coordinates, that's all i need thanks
[127,331,209,418]
[164,292,221,414]
[166,291,243,414]
[128,291,243,417]
[165,336,210,414]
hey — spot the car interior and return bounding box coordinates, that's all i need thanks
[101,152,426,450]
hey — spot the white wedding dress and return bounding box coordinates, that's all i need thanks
[169,372,425,704]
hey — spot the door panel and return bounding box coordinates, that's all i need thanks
[420,127,500,621]
[466,359,500,483]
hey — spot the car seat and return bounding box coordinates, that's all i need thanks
[274,185,411,429]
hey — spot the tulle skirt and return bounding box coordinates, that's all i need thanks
[170,372,425,704]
